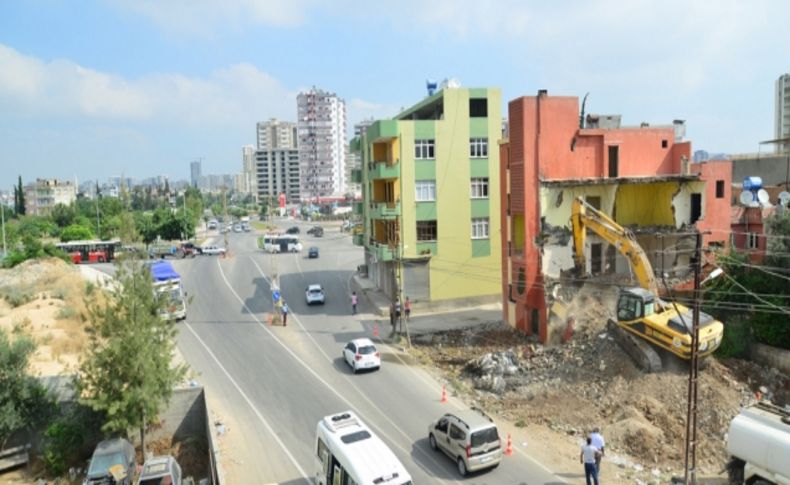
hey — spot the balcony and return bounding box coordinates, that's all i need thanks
[370,201,400,220]
[369,161,400,180]
[353,201,363,215]
[368,241,395,262]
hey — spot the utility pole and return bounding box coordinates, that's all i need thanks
[1,200,7,257]
[683,231,703,485]
[396,213,411,348]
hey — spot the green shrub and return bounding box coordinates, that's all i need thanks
[56,307,76,320]
[42,416,86,476]
[716,318,753,358]
[1,286,34,308]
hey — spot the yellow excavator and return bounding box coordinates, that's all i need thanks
[567,196,724,372]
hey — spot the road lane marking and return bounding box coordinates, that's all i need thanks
[182,322,312,485]
[215,257,461,484]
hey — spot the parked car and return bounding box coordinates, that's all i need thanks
[233,224,242,233]
[305,284,325,305]
[286,226,300,235]
[83,438,136,485]
[428,408,502,476]
[308,247,319,258]
[207,220,218,230]
[137,455,182,485]
[201,245,226,256]
[307,226,324,237]
[242,223,251,232]
[343,338,381,374]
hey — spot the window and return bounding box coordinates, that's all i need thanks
[747,232,759,249]
[469,98,488,117]
[471,218,489,239]
[414,139,435,159]
[470,178,489,198]
[417,221,437,241]
[716,180,725,198]
[449,423,466,441]
[415,180,436,201]
[469,138,488,158]
[661,139,668,148]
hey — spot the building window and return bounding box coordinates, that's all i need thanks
[471,218,489,239]
[661,139,668,148]
[414,139,435,159]
[415,180,436,202]
[470,178,489,198]
[417,221,437,241]
[470,138,488,158]
[470,98,488,117]
[716,180,725,198]
[747,232,758,249]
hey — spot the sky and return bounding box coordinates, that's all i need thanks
[0,0,788,190]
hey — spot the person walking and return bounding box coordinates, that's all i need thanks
[389,301,396,330]
[590,427,605,474]
[404,296,412,321]
[580,437,601,485]
[351,291,358,315]
[281,302,289,327]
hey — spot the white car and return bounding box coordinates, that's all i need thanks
[201,245,226,256]
[343,338,381,373]
[305,284,325,305]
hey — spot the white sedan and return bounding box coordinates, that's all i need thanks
[201,245,226,256]
[305,284,325,305]
[343,338,381,374]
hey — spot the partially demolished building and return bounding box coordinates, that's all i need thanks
[499,91,731,342]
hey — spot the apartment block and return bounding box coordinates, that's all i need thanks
[257,118,297,150]
[24,178,77,215]
[360,87,503,305]
[500,91,730,342]
[297,88,347,198]
[255,148,301,204]
[241,145,257,199]
[775,73,790,152]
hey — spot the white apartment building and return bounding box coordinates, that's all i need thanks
[241,144,257,200]
[297,88,347,199]
[257,119,297,150]
[776,73,790,152]
[255,148,301,204]
[24,178,77,215]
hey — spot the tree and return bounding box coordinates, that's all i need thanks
[16,175,25,216]
[60,224,94,242]
[77,259,186,452]
[117,212,140,245]
[51,203,76,228]
[0,328,53,448]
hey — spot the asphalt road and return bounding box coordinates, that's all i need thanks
[171,221,565,485]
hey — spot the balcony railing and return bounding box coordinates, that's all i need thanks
[369,200,400,219]
[368,160,400,180]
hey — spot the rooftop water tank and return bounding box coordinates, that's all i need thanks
[743,176,763,191]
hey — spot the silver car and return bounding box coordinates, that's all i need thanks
[428,408,502,476]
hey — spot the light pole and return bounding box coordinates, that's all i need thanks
[1,198,7,257]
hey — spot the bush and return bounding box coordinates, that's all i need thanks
[56,307,76,320]
[716,317,753,358]
[41,406,103,476]
[0,286,34,308]
[60,224,94,243]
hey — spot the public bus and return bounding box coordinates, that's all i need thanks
[261,233,303,253]
[315,411,413,485]
[55,239,121,264]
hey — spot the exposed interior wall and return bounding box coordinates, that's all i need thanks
[615,183,677,225]
[671,180,706,228]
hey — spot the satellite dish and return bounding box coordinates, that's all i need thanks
[757,189,770,205]
[739,191,754,206]
[779,191,790,207]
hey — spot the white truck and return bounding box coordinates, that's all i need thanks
[149,260,187,321]
[726,401,790,485]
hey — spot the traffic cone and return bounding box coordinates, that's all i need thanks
[373,322,379,338]
[504,433,513,456]
[440,384,447,403]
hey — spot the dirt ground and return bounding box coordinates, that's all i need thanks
[410,286,789,485]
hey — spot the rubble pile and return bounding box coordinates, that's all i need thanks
[415,319,789,475]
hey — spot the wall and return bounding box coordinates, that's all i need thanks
[750,343,790,376]
[731,154,790,187]
[691,159,733,246]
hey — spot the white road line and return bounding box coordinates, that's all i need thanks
[182,322,312,485]
[215,257,460,484]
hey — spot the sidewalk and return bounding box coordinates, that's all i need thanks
[351,274,503,337]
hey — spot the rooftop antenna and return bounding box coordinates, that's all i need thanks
[580,92,590,128]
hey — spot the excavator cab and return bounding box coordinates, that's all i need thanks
[616,287,656,321]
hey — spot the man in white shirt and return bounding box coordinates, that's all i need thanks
[580,437,601,485]
[590,427,605,473]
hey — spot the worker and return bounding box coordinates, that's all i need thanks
[589,427,605,473]
[281,302,289,326]
[580,437,601,485]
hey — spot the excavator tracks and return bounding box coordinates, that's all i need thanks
[607,319,663,373]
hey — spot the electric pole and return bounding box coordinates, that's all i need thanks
[683,231,703,485]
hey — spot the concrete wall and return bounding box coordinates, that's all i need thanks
[731,154,790,187]
[751,343,790,376]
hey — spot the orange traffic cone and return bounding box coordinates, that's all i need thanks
[373,321,379,338]
[504,433,513,456]
[440,384,448,403]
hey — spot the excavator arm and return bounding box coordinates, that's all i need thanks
[571,197,658,293]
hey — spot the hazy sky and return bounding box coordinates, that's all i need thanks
[1,0,787,189]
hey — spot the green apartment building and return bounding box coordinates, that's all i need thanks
[358,87,503,305]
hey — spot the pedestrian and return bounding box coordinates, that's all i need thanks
[351,291,358,315]
[389,301,396,329]
[281,302,289,326]
[404,296,412,321]
[580,437,601,485]
[590,427,605,474]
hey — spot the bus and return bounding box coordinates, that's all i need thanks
[261,233,303,253]
[315,411,413,485]
[55,239,121,264]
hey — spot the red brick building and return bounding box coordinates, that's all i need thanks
[500,91,732,343]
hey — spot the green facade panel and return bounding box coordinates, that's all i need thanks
[367,120,399,141]
[470,199,490,218]
[416,242,437,257]
[468,88,488,98]
[471,239,490,258]
[469,118,489,138]
[414,160,436,180]
[470,159,489,178]
[415,202,437,221]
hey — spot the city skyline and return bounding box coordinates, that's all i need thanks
[1,1,788,189]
